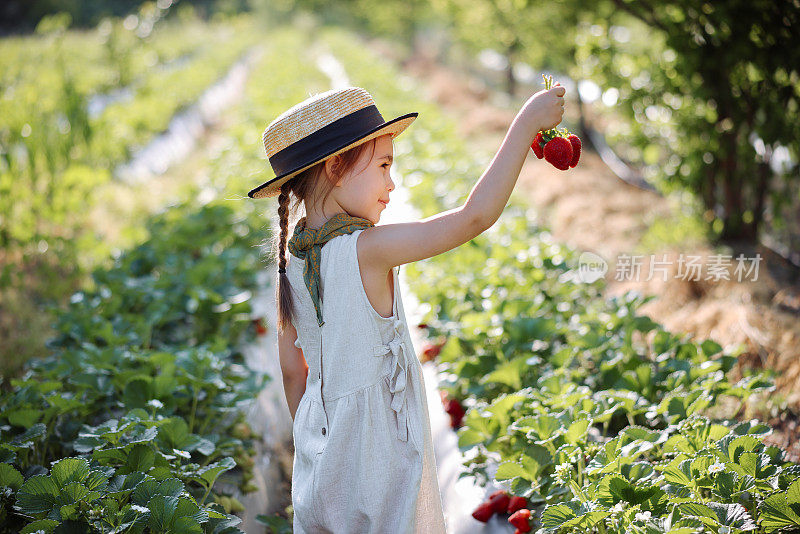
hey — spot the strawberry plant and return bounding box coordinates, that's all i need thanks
[0,200,272,532]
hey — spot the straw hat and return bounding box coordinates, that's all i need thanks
[248,86,418,199]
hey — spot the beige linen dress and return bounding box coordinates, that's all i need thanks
[286,229,447,533]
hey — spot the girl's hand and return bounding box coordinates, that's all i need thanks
[522,82,565,136]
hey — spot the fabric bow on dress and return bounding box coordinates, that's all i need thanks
[372,317,409,442]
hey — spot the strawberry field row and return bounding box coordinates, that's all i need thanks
[317,24,800,534]
[1,10,260,290]
[0,24,329,534]
[0,200,271,533]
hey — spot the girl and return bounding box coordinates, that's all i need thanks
[248,84,565,533]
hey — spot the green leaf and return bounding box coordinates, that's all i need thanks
[760,477,800,532]
[456,427,485,448]
[0,463,24,490]
[175,496,209,525]
[564,419,590,445]
[678,501,756,530]
[717,435,761,463]
[126,443,156,473]
[197,457,236,487]
[541,500,610,530]
[10,423,46,448]
[147,494,178,531]
[171,516,204,533]
[621,426,662,444]
[731,452,778,480]
[700,340,722,356]
[496,459,529,481]
[596,474,665,509]
[20,519,60,534]
[157,478,185,499]
[16,474,59,514]
[107,472,147,496]
[50,458,90,488]
[483,358,524,389]
[56,482,91,508]
[6,408,42,428]
[659,458,693,488]
[512,414,562,441]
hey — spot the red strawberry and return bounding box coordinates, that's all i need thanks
[509,508,532,532]
[531,131,544,159]
[254,318,267,336]
[471,501,494,522]
[567,134,581,167]
[543,136,573,170]
[444,401,456,416]
[444,399,465,418]
[449,412,464,429]
[488,491,511,514]
[507,495,528,514]
[421,341,442,362]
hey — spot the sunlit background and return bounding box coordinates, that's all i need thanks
[1,1,799,532]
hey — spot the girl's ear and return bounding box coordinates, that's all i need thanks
[324,156,344,187]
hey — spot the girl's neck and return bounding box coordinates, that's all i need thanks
[304,209,347,230]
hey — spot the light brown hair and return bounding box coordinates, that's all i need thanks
[271,137,379,335]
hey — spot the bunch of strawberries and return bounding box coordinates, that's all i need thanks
[471,489,533,533]
[531,75,581,170]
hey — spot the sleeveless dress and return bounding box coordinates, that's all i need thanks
[286,229,447,533]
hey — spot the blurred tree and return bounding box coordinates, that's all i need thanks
[575,0,800,243]
[428,0,580,97]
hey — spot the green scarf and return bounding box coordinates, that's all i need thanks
[287,212,374,327]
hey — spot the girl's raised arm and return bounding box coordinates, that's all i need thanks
[359,84,566,272]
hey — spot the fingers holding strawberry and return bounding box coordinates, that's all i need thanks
[524,74,565,134]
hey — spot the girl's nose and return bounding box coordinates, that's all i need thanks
[387,175,395,192]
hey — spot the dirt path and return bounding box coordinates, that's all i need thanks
[367,36,800,460]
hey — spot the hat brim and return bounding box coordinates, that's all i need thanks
[248,112,418,199]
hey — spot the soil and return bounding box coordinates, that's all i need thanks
[367,36,800,461]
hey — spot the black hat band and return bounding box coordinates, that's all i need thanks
[269,105,386,177]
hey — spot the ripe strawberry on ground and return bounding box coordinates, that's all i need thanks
[439,391,466,428]
[543,136,573,170]
[488,490,510,514]
[567,133,581,167]
[531,131,544,159]
[420,341,442,362]
[507,495,528,514]
[509,508,532,532]
[444,398,465,428]
[253,318,267,336]
[471,501,494,522]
